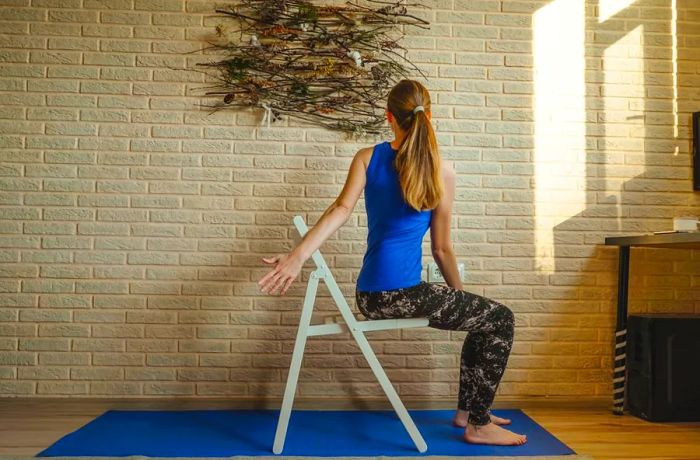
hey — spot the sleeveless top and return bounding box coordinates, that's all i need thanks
[356,141,433,292]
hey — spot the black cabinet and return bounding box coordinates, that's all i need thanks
[627,314,700,422]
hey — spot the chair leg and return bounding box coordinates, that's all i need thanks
[272,274,320,454]
[322,269,428,453]
[352,329,429,453]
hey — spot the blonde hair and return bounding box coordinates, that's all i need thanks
[387,79,443,212]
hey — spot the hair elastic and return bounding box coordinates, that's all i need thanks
[412,105,424,114]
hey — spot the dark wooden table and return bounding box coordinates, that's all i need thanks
[604,231,700,414]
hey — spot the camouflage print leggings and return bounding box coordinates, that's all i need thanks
[355,280,515,426]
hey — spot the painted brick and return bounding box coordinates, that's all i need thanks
[0,0,698,405]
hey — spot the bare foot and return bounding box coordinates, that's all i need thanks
[452,409,511,427]
[464,421,527,446]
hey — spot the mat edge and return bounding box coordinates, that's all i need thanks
[3,456,596,460]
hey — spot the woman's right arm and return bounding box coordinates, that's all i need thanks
[429,161,463,290]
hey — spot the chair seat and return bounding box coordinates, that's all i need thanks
[311,317,429,336]
[355,317,429,331]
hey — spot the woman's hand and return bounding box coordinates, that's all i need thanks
[258,252,304,296]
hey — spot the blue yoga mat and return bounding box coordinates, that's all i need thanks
[37,409,576,457]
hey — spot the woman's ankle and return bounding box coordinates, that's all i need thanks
[467,412,490,427]
[466,420,494,434]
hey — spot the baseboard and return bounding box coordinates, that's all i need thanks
[0,395,610,411]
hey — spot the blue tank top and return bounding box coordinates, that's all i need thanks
[356,141,433,292]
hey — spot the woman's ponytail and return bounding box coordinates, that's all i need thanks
[387,80,443,212]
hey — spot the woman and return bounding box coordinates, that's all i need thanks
[258,79,526,446]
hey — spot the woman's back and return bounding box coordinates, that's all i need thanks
[356,140,432,292]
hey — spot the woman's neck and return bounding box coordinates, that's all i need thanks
[389,135,404,151]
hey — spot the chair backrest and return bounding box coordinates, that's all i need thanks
[293,215,429,331]
[293,215,332,276]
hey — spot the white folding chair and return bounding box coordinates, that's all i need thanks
[272,215,429,455]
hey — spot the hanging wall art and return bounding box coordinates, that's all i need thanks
[194,0,430,137]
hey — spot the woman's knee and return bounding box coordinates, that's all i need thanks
[493,303,514,335]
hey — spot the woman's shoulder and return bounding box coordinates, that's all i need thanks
[357,144,381,172]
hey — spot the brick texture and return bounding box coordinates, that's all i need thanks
[0,0,699,401]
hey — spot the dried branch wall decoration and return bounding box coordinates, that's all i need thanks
[195,0,430,136]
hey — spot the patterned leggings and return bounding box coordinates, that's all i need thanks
[355,280,515,426]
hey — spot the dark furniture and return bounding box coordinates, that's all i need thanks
[604,231,700,415]
[627,314,700,421]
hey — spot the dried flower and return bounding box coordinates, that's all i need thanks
[346,49,362,67]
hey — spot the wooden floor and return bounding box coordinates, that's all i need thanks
[0,397,699,459]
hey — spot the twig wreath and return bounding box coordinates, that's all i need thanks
[194,0,430,136]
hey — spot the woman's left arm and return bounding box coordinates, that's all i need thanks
[258,149,368,295]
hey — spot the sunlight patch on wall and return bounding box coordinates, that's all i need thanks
[533,0,586,273]
[602,24,645,195]
[672,0,679,154]
[598,0,636,23]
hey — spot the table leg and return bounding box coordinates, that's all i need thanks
[613,245,630,415]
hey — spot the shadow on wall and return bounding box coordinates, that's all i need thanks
[527,0,698,398]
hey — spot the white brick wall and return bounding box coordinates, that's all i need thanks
[0,0,699,400]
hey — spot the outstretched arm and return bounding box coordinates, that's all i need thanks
[258,148,368,295]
